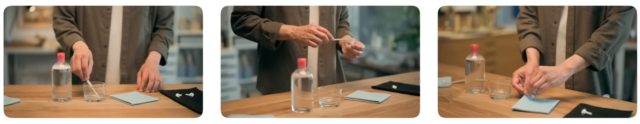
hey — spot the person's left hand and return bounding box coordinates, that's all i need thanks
[338,35,365,59]
[137,51,163,93]
[525,66,572,94]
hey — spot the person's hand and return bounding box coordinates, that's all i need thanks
[511,48,541,95]
[137,51,163,93]
[279,24,334,47]
[511,62,538,95]
[338,35,365,59]
[71,41,93,81]
[526,66,572,92]
[518,54,589,96]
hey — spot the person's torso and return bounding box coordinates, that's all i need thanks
[72,6,158,83]
[534,6,615,93]
[256,6,344,94]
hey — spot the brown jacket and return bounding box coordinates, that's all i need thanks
[517,6,635,94]
[53,6,174,83]
[231,6,350,94]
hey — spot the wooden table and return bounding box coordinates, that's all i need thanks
[438,64,637,117]
[4,84,202,118]
[222,72,420,117]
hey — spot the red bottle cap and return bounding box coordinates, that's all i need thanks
[470,43,479,54]
[297,58,307,69]
[57,52,65,63]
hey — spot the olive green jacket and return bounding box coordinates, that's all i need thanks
[517,6,636,94]
[231,6,350,94]
[53,6,174,83]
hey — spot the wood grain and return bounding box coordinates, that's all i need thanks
[438,64,637,117]
[4,84,202,118]
[221,72,420,118]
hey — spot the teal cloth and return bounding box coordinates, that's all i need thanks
[111,92,158,106]
[345,90,391,104]
[512,96,560,114]
[4,96,20,106]
[438,76,452,88]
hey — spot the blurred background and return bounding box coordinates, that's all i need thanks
[438,6,637,102]
[3,6,203,85]
[220,6,420,101]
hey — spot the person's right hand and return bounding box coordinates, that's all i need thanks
[511,48,541,95]
[279,24,334,47]
[71,41,93,81]
[511,63,538,95]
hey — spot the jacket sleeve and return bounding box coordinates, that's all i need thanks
[335,6,351,53]
[231,6,284,50]
[147,6,174,66]
[516,6,544,63]
[53,6,84,51]
[336,6,351,38]
[574,6,635,71]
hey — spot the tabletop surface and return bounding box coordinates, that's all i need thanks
[4,84,202,118]
[438,64,637,117]
[221,72,420,118]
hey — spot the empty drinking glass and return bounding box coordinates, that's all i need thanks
[83,81,106,102]
[490,79,511,100]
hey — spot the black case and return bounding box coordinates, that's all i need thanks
[160,87,203,114]
[564,103,632,118]
[371,81,420,96]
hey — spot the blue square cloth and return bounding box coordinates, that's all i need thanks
[512,96,560,114]
[345,90,391,104]
[111,91,158,106]
[4,96,20,106]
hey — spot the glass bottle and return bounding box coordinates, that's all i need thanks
[465,43,486,94]
[51,52,72,102]
[291,58,316,113]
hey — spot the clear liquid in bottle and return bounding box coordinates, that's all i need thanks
[465,43,486,94]
[291,58,316,113]
[52,52,72,102]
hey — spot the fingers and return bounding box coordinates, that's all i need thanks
[314,25,334,41]
[136,70,143,91]
[298,25,321,47]
[87,55,93,80]
[81,54,91,80]
[341,43,359,59]
[531,69,544,84]
[137,63,162,93]
[532,75,548,89]
[531,66,553,89]
[307,36,322,47]
[300,24,334,47]
[342,47,356,59]
[304,40,319,47]
[71,55,85,80]
[70,49,93,81]
[351,45,364,56]
[511,72,525,94]
[341,39,365,59]
[144,71,162,93]
[311,27,330,42]
[533,66,557,89]
[151,76,163,92]
[524,69,539,94]
[538,81,552,90]
[351,40,365,51]
[145,72,156,93]
[139,68,149,92]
